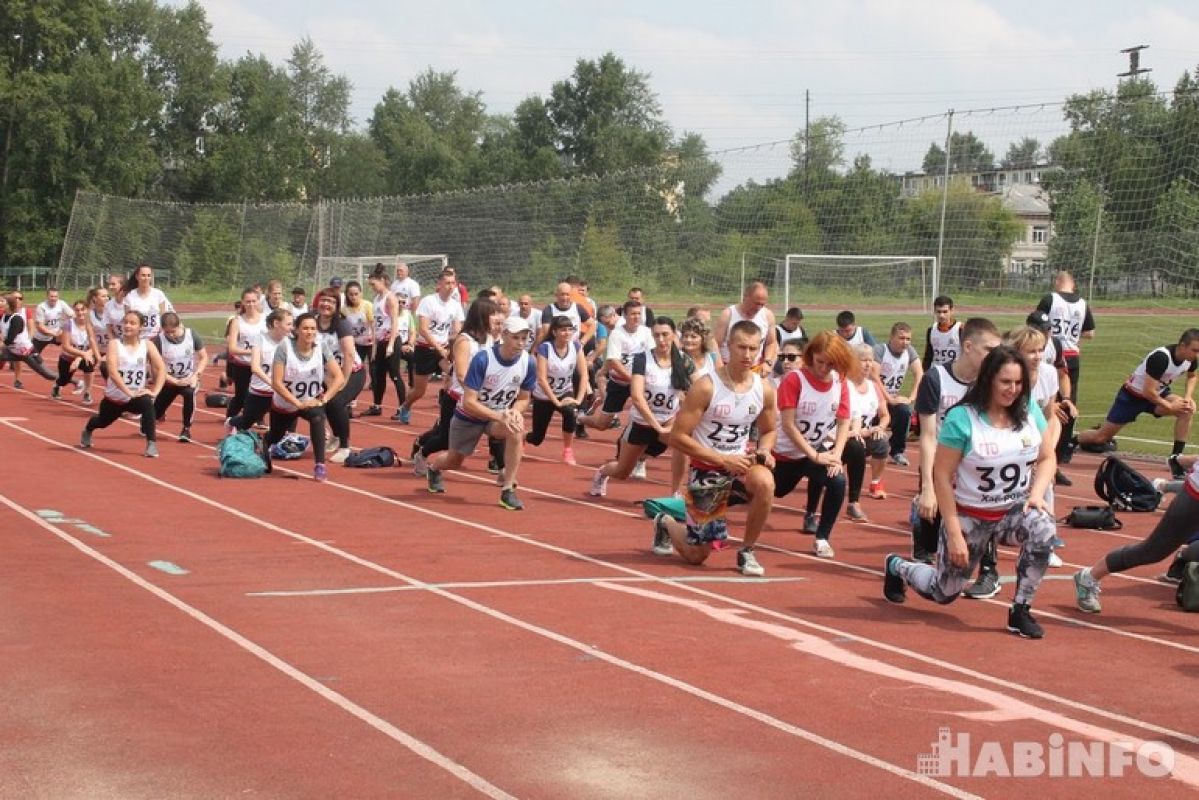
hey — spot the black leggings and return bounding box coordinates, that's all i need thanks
[229,392,272,431]
[417,389,457,457]
[1058,354,1080,463]
[55,355,96,387]
[86,395,156,441]
[268,406,327,464]
[226,362,252,419]
[370,346,406,406]
[329,367,366,448]
[0,349,57,381]
[526,396,578,446]
[1106,491,1199,573]
[774,457,846,539]
[154,384,196,427]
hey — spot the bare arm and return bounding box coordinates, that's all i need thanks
[146,344,167,396]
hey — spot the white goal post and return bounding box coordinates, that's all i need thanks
[312,254,449,292]
[782,254,938,313]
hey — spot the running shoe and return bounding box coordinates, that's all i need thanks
[868,479,886,499]
[1169,454,1186,480]
[846,503,868,522]
[802,513,820,535]
[427,467,445,494]
[883,553,907,603]
[562,447,577,466]
[963,570,1001,600]
[814,539,835,558]
[329,448,351,464]
[1006,603,1044,639]
[50,385,61,399]
[73,379,85,395]
[499,488,524,511]
[631,459,648,479]
[589,468,609,497]
[314,463,328,482]
[1073,569,1102,613]
[13,380,22,389]
[178,427,192,443]
[651,513,673,555]
[1054,469,1073,487]
[80,429,92,449]
[1164,552,1187,585]
[144,441,159,458]
[487,457,501,474]
[398,406,411,424]
[361,405,382,417]
[82,392,92,405]
[608,415,622,430]
[411,451,428,477]
[889,453,909,467]
[1047,551,1063,568]
[737,548,765,577]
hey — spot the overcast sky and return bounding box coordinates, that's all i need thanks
[170,0,1199,177]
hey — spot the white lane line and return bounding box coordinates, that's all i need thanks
[0,491,517,800]
[247,575,808,597]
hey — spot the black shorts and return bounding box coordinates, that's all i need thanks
[602,381,632,414]
[412,346,442,376]
[621,420,669,457]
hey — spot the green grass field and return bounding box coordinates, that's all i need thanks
[185,305,1196,458]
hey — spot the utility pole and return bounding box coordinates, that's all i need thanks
[803,89,810,196]
[1117,45,1151,80]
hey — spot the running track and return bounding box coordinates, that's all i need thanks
[1,370,1196,798]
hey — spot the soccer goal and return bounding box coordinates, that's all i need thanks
[311,254,449,293]
[782,254,938,313]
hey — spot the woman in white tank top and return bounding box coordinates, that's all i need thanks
[268,313,345,482]
[840,344,892,522]
[122,264,172,339]
[51,301,100,404]
[84,286,113,404]
[224,287,266,422]
[81,309,167,457]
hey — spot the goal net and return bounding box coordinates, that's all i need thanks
[782,254,937,313]
[311,254,448,293]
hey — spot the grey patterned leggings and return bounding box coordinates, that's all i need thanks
[898,505,1056,605]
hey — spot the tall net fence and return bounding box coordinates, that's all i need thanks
[58,95,1199,311]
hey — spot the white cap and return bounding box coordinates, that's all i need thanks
[503,316,531,335]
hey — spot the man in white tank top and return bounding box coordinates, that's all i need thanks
[714,280,778,370]
[834,310,877,348]
[922,295,961,369]
[1036,270,1094,466]
[873,321,924,469]
[1078,329,1199,479]
[650,319,778,578]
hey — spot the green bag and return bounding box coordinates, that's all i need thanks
[218,431,267,478]
[1176,561,1199,612]
[641,496,686,523]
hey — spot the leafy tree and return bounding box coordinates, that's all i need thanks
[546,52,670,174]
[1001,137,1041,169]
[921,131,995,174]
[790,116,847,181]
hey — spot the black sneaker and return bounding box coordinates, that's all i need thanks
[178,427,192,443]
[499,488,523,510]
[427,468,445,494]
[1169,455,1186,480]
[1164,552,1187,585]
[487,458,501,474]
[50,385,61,399]
[802,513,820,535]
[963,570,1001,599]
[1006,603,1044,639]
[361,405,382,417]
[883,554,907,604]
[1054,469,1072,487]
[912,546,935,565]
[574,426,589,440]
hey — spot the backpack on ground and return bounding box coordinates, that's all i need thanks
[639,495,686,523]
[269,432,310,461]
[1062,505,1122,530]
[205,392,230,408]
[218,431,267,478]
[344,446,398,468]
[1094,456,1161,512]
[1176,562,1199,612]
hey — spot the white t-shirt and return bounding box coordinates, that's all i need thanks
[389,277,421,311]
[415,293,465,348]
[604,324,655,386]
[33,300,71,342]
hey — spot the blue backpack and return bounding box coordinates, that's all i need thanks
[218,431,267,478]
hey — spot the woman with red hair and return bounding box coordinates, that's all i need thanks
[770,331,859,558]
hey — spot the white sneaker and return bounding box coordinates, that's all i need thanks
[329,447,351,464]
[737,548,765,577]
[631,460,648,479]
[327,435,340,452]
[814,539,835,559]
[589,468,609,497]
[1048,551,1063,568]
[412,451,428,477]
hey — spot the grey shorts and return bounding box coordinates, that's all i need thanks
[448,414,489,456]
[863,435,889,459]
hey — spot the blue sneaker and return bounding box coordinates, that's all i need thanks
[398,406,411,425]
[883,554,907,604]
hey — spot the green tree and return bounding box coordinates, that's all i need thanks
[1001,137,1041,169]
[922,131,995,174]
[546,52,670,174]
[790,115,847,181]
